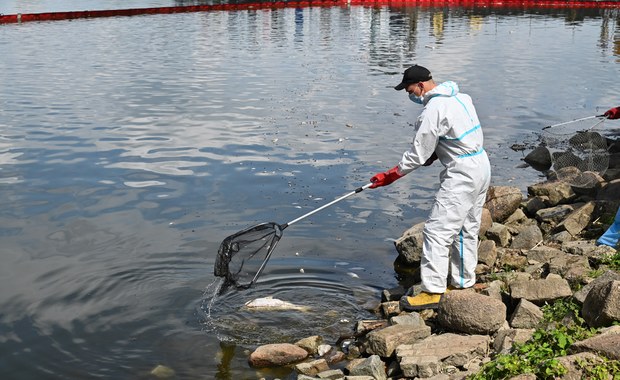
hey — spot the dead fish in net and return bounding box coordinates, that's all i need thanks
[243,296,311,312]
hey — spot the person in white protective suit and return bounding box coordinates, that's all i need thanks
[369,65,491,311]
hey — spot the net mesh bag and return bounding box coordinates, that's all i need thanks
[214,222,283,290]
[535,117,610,188]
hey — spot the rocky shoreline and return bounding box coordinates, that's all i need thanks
[240,136,620,380]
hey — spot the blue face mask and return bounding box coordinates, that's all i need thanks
[409,93,424,104]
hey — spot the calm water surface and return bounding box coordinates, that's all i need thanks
[1,2,619,379]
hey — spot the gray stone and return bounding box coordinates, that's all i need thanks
[509,277,573,305]
[380,301,400,318]
[477,239,497,267]
[536,204,576,224]
[526,245,564,264]
[571,326,620,360]
[504,208,529,225]
[555,201,595,237]
[493,328,535,354]
[556,352,607,380]
[317,368,345,379]
[597,178,620,201]
[524,145,552,172]
[582,280,620,328]
[510,224,543,249]
[297,375,319,380]
[248,343,309,367]
[389,312,426,327]
[563,240,617,261]
[509,299,543,329]
[573,270,620,304]
[365,324,431,357]
[527,180,576,206]
[346,355,386,380]
[295,359,330,376]
[318,344,332,357]
[381,285,406,302]
[480,207,493,236]
[394,222,425,265]
[484,186,524,223]
[437,291,506,335]
[547,230,574,244]
[355,319,388,335]
[528,246,592,284]
[551,254,591,285]
[396,333,490,365]
[399,355,442,378]
[524,196,547,217]
[480,280,505,302]
[570,171,605,195]
[500,271,533,285]
[496,248,528,270]
[486,223,511,248]
[324,349,345,364]
[296,335,324,355]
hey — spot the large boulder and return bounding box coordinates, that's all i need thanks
[528,180,576,206]
[437,290,506,335]
[573,270,620,304]
[510,224,543,250]
[509,299,543,329]
[394,222,424,265]
[554,201,596,237]
[248,343,308,367]
[365,324,431,357]
[571,326,620,360]
[524,145,552,172]
[484,186,523,223]
[510,277,573,305]
[582,280,620,328]
[396,333,490,378]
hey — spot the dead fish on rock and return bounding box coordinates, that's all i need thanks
[244,296,311,312]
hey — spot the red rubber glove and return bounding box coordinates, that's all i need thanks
[370,166,403,188]
[604,107,620,120]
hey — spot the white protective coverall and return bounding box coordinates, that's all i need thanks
[397,81,491,293]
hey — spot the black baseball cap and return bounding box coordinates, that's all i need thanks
[394,65,432,91]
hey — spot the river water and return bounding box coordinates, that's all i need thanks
[0,2,619,379]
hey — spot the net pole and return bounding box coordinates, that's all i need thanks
[542,115,605,130]
[283,183,372,229]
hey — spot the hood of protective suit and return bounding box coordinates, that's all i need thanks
[422,81,459,105]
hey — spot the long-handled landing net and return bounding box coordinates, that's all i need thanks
[526,109,619,188]
[214,183,372,293]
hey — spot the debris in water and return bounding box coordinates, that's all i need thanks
[151,364,175,378]
[244,296,311,311]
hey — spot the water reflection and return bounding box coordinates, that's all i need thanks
[0,3,619,379]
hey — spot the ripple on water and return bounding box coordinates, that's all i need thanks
[199,259,382,345]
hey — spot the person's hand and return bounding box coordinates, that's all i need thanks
[370,166,403,188]
[604,107,620,120]
[423,152,438,166]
